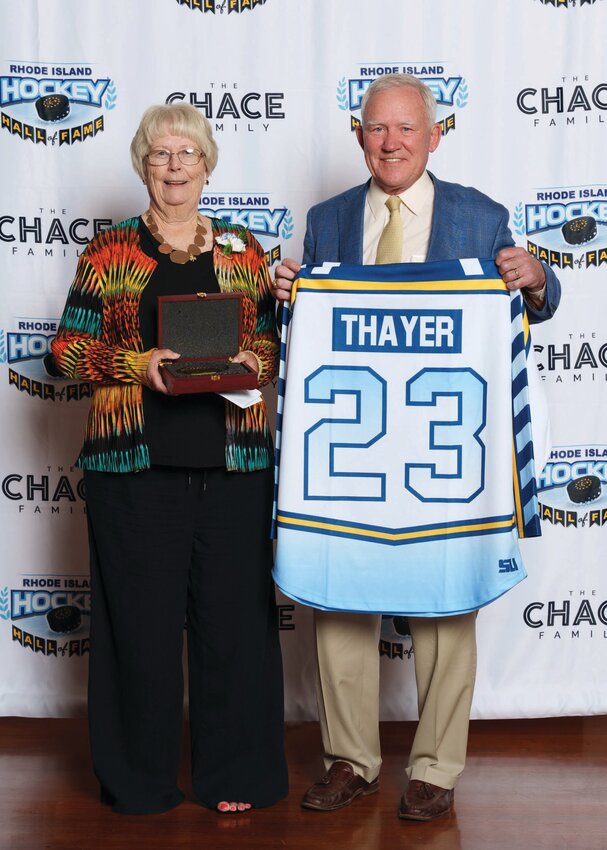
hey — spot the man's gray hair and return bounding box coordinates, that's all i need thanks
[360,74,437,127]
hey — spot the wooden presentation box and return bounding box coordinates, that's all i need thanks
[157,293,258,395]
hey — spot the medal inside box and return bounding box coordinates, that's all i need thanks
[157,293,258,394]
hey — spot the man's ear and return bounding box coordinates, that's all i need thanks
[429,122,442,153]
[355,125,365,151]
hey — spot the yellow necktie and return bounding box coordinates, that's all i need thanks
[375,196,403,264]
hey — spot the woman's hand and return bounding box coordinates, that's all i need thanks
[144,348,180,394]
[231,350,261,375]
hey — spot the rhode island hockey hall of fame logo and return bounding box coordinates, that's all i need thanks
[533,0,604,7]
[175,0,269,14]
[336,60,468,135]
[537,444,607,529]
[380,616,414,661]
[199,191,293,267]
[513,184,607,272]
[1,318,93,402]
[0,60,117,146]
[0,573,90,658]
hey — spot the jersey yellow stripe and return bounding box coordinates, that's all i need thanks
[512,439,525,537]
[276,513,515,542]
[290,277,506,305]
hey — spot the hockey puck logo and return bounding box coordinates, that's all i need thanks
[566,475,602,505]
[561,216,597,246]
[35,94,70,123]
[46,604,81,634]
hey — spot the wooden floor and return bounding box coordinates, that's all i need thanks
[1,716,606,850]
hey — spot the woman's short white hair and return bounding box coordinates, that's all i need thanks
[130,103,218,180]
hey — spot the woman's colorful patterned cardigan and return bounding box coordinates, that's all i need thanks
[51,217,279,474]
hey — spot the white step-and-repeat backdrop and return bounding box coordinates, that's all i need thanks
[1,0,605,720]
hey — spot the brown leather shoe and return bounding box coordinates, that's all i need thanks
[301,761,379,811]
[398,779,454,821]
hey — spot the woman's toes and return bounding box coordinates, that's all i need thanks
[217,800,252,813]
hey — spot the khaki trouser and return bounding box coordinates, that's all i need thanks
[314,609,477,789]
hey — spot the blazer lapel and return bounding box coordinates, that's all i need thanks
[338,182,368,263]
[426,172,458,262]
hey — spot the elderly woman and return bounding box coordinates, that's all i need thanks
[51,103,287,815]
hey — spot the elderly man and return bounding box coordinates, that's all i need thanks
[273,73,559,821]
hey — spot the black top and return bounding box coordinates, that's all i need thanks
[138,217,226,468]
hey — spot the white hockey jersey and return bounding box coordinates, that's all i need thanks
[272,259,543,616]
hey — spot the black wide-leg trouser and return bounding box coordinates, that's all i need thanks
[84,465,288,815]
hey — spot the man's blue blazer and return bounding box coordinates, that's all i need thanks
[302,172,560,323]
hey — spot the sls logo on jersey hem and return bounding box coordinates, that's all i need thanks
[273,259,543,616]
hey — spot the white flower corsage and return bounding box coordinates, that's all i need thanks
[215,233,246,256]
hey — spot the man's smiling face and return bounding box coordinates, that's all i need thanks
[355,87,441,195]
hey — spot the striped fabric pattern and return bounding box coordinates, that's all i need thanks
[52,217,278,473]
[510,290,542,538]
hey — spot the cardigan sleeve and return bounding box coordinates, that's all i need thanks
[242,231,279,386]
[51,225,155,385]
[211,225,279,387]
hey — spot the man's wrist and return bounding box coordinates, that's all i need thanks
[524,282,546,308]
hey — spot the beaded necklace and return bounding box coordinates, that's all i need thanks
[145,212,207,264]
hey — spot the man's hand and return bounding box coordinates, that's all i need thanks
[272,258,301,302]
[496,247,546,295]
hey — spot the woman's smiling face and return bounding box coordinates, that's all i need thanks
[144,132,207,216]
